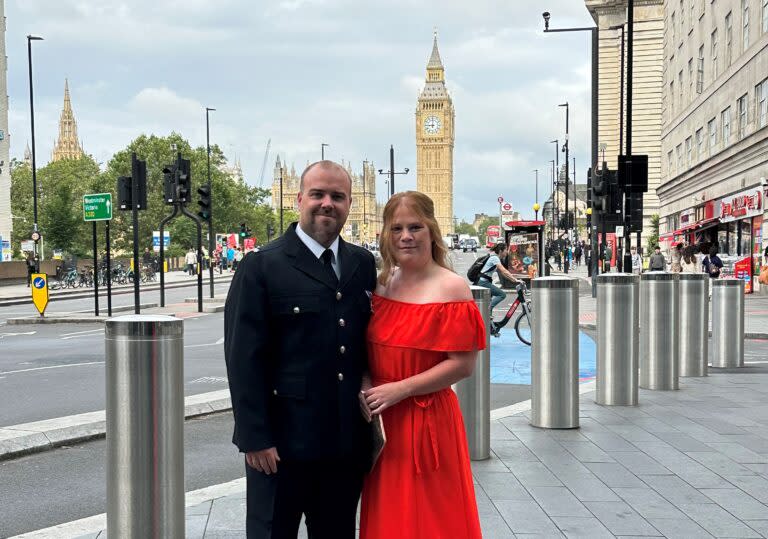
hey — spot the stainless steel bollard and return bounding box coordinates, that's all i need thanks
[711,279,745,368]
[457,286,491,460]
[596,274,639,406]
[531,277,579,429]
[639,273,679,390]
[106,315,185,538]
[679,274,709,376]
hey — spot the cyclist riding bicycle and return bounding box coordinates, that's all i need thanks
[475,243,524,315]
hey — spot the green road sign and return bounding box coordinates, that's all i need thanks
[83,193,113,221]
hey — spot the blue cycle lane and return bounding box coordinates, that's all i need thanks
[490,328,597,385]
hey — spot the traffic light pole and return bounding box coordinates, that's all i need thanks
[131,153,141,315]
[623,0,635,274]
[206,107,215,299]
[179,204,204,313]
[159,204,180,308]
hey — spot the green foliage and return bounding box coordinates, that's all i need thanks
[647,214,660,252]
[10,133,284,259]
[455,221,477,236]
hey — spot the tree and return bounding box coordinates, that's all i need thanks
[647,214,660,253]
[454,221,477,236]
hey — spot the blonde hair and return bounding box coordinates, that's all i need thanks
[378,191,452,285]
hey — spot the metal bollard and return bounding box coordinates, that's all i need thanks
[596,274,639,406]
[639,273,679,390]
[106,315,185,538]
[711,279,745,368]
[531,277,579,429]
[457,286,491,460]
[679,274,709,376]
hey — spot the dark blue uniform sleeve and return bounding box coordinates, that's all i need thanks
[224,252,274,453]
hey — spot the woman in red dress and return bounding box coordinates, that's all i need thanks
[360,191,485,539]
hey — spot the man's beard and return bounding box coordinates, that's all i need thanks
[303,210,344,247]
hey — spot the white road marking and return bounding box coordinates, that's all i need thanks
[0,361,103,376]
[185,337,224,348]
[59,328,103,337]
[0,331,37,339]
[61,333,104,340]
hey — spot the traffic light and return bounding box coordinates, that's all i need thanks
[197,185,211,222]
[163,163,177,204]
[239,223,250,239]
[618,154,649,193]
[116,156,147,211]
[591,163,609,213]
[177,157,191,203]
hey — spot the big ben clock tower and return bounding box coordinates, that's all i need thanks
[416,31,455,234]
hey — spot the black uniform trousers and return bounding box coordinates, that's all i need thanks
[245,457,363,539]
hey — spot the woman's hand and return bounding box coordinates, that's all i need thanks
[364,381,412,415]
[359,374,374,422]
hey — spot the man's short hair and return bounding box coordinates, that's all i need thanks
[299,160,353,193]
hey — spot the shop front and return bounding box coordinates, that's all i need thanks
[661,186,763,293]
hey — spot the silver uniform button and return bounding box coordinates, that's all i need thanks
[293,306,300,314]
[338,373,344,381]
[339,318,345,327]
[273,389,277,395]
[336,292,342,300]
[340,345,346,354]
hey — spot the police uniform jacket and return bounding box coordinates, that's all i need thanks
[224,223,377,462]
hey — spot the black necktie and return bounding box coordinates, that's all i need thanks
[321,249,339,286]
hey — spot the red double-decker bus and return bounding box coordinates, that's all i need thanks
[485,225,501,248]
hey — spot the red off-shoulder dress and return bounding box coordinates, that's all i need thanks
[360,294,486,539]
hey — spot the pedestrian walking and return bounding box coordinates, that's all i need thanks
[680,246,698,273]
[630,246,642,274]
[233,247,244,271]
[603,243,613,273]
[224,160,377,539]
[226,246,235,271]
[649,245,666,271]
[574,243,582,266]
[185,248,197,276]
[703,245,724,278]
[360,191,483,539]
[555,248,562,271]
[671,243,683,272]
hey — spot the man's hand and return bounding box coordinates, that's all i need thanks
[246,447,280,475]
[364,381,411,415]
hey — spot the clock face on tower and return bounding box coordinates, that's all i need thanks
[423,115,442,134]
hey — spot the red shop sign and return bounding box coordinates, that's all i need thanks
[719,188,763,222]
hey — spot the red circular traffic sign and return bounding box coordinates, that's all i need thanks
[497,196,504,203]
[502,202,512,211]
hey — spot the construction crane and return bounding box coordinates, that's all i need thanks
[258,139,271,187]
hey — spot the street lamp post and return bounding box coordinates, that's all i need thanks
[377,145,408,199]
[549,159,555,242]
[533,169,539,220]
[559,102,570,274]
[543,11,599,284]
[205,107,215,299]
[321,143,329,160]
[550,139,559,239]
[27,35,43,272]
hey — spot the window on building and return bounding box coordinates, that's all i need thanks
[670,81,675,111]
[679,70,684,103]
[697,45,705,92]
[738,93,748,139]
[685,136,693,165]
[691,0,696,24]
[725,11,733,65]
[743,0,750,50]
[722,106,731,145]
[672,11,677,42]
[708,117,717,149]
[696,127,704,160]
[676,143,684,170]
[688,58,694,98]
[668,150,674,175]
[711,29,719,80]
[681,0,685,29]
[757,78,768,128]
[763,0,768,33]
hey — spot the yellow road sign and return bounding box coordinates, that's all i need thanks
[31,273,49,316]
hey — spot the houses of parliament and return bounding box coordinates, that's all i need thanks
[272,32,456,241]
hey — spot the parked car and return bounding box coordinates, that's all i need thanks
[463,239,478,253]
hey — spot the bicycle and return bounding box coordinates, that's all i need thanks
[490,282,532,346]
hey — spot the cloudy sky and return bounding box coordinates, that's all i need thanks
[5,0,596,223]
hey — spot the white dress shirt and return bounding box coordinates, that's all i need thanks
[295,225,340,279]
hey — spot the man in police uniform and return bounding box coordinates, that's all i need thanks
[224,160,377,539]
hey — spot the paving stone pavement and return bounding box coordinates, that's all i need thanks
[73,371,768,538]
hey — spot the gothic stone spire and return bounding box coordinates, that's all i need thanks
[51,79,84,162]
